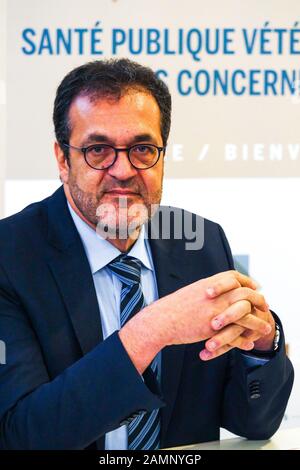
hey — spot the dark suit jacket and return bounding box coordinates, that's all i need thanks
[0,186,294,449]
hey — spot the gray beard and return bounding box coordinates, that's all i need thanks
[67,178,162,238]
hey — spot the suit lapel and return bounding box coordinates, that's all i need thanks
[47,247,103,355]
[46,187,102,355]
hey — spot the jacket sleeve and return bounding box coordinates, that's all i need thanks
[217,224,294,439]
[0,264,164,450]
[221,317,294,439]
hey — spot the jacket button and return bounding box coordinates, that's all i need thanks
[250,392,261,399]
[249,380,261,399]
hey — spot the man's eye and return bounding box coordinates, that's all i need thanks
[90,145,105,154]
[134,145,151,153]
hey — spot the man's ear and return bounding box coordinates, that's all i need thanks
[54,142,70,184]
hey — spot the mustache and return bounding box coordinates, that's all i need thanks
[101,182,144,194]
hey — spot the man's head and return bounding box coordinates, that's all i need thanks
[53,59,171,247]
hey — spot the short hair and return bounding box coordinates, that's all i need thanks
[53,58,172,158]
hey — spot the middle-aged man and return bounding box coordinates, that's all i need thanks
[0,59,294,450]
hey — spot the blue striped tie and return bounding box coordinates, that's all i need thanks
[108,255,160,450]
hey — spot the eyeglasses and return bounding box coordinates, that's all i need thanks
[63,142,166,170]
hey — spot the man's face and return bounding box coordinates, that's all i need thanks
[56,89,164,238]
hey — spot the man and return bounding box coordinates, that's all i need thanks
[0,59,293,450]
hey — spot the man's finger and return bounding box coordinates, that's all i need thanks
[211,289,269,331]
[205,323,246,352]
[206,270,257,298]
[229,330,261,348]
[211,300,252,330]
[227,334,255,351]
[236,313,272,336]
[199,344,234,361]
[205,275,241,299]
[229,287,268,312]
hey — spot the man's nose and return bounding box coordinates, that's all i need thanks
[107,150,138,180]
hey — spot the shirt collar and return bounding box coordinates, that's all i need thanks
[67,202,153,274]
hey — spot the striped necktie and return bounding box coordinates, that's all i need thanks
[108,254,160,450]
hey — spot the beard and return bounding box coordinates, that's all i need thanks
[67,173,162,240]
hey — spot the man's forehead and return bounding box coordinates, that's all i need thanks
[70,89,160,117]
[68,90,162,143]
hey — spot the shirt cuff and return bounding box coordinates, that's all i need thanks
[241,353,270,370]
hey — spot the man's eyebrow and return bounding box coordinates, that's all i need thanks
[132,134,157,144]
[82,133,158,146]
[83,133,110,144]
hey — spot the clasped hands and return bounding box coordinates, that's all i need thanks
[199,271,275,361]
[119,270,277,375]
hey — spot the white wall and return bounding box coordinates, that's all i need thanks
[0,0,6,218]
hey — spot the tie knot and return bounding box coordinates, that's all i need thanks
[107,255,142,286]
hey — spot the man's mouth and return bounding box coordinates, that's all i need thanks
[106,189,139,195]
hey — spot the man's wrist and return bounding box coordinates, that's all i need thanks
[118,306,166,375]
[246,323,281,359]
[253,312,276,352]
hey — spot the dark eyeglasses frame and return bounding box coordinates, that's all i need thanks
[62,142,166,170]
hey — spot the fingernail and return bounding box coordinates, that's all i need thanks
[264,303,270,312]
[200,350,213,360]
[212,318,223,330]
[206,287,215,297]
[207,340,217,350]
[246,342,254,350]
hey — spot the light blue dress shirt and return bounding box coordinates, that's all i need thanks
[68,203,270,449]
[68,203,159,450]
